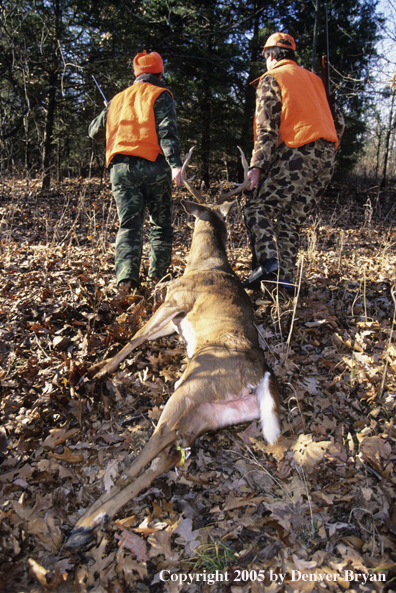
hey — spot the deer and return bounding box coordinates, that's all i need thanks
[65,147,281,548]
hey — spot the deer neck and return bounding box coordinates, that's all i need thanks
[185,221,230,272]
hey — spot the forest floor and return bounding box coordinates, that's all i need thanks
[0,176,396,593]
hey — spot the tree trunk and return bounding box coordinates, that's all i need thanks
[200,90,211,188]
[200,36,214,188]
[375,128,382,181]
[41,0,61,191]
[381,89,395,189]
[238,1,261,181]
[41,71,58,190]
[311,0,320,72]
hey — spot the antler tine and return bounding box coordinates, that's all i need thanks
[217,146,250,204]
[181,146,205,204]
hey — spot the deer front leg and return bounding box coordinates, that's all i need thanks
[65,448,180,548]
[89,305,186,378]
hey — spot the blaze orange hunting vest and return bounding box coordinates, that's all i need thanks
[259,60,338,150]
[106,82,172,167]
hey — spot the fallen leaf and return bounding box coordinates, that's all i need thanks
[115,524,148,561]
[358,435,392,466]
[42,427,80,450]
[28,558,68,589]
[148,529,176,559]
[173,517,200,556]
[292,435,332,473]
[103,459,119,492]
[210,494,265,513]
[27,516,63,554]
[48,446,84,463]
[87,535,116,576]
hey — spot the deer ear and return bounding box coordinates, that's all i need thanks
[217,201,235,219]
[182,200,207,218]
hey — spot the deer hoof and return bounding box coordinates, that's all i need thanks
[93,368,108,380]
[65,511,110,547]
[64,525,97,548]
[87,361,108,378]
[94,362,117,379]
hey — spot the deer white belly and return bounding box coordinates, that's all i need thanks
[204,391,260,428]
[173,316,196,359]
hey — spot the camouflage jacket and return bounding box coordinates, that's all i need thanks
[88,73,183,169]
[250,71,345,171]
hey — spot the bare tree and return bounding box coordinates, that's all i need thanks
[381,74,396,188]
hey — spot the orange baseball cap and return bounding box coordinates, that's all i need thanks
[133,50,164,76]
[263,33,296,53]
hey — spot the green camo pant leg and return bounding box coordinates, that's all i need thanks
[110,159,145,285]
[145,163,173,279]
[110,155,173,284]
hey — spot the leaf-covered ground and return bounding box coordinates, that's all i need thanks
[0,177,395,593]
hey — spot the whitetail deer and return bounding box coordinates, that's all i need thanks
[65,147,281,548]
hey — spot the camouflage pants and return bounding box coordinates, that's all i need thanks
[244,138,336,281]
[110,154,173,285]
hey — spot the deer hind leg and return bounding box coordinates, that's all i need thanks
[70,421,179,535]
[257,371,281,444]
[89,304,186,378]
[65,447,180,548]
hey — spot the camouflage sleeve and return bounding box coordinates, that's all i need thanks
[333,102,345,145]
[88,106,109,141]
[154,91,183,168]
[250,74,282,171]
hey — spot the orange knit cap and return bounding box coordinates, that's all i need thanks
[133,50,164,76]
[263,33,296,54]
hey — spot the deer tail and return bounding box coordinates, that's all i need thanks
[257,371,281,444]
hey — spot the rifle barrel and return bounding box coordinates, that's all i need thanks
[324,3,331,97]
[92,75,108,106]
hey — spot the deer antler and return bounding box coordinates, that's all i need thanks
[181,146,205,204]
[182,145,249,205]
[217,146,250,204]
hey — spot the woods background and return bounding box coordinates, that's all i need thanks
[0,0,391,190]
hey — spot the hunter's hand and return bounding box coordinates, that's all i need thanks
[172,166,182,186]
[247,168,261,190]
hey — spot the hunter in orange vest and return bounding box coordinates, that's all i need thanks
[243,33,344,292]
[89,51,183,294]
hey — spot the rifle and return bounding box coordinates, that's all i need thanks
[92,75,108,107]
[321,3,335,114]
